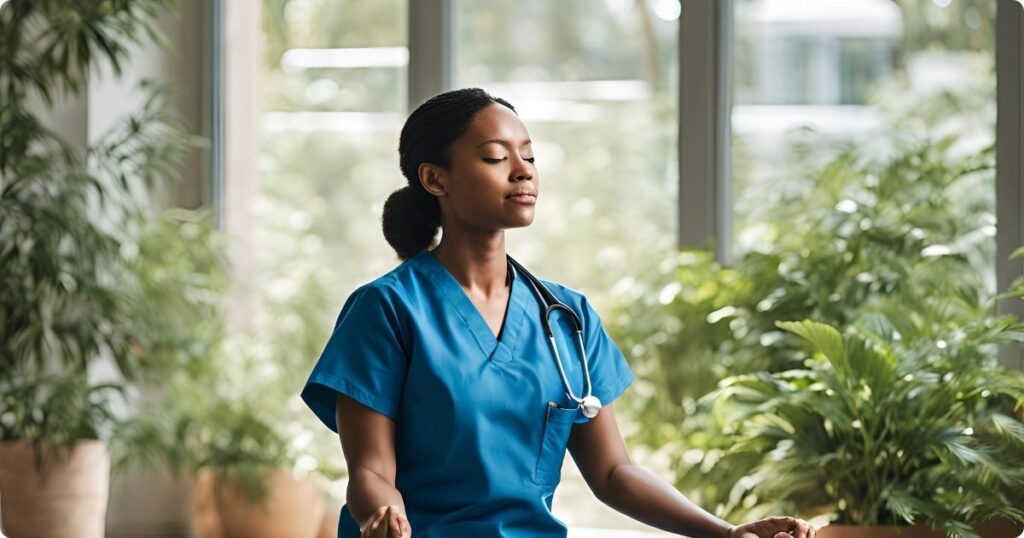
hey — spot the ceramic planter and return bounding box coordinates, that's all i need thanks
[0,439,110,538]
[818,520,1023,538]
[318,500,341,538]
[190,467,324,538]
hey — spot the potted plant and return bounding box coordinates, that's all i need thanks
[0,373,122,537]
[0,1,194,535]
[186,401,326,538]
[118,327,338,538]
[113,210,344,537]
[700,307,1024,537]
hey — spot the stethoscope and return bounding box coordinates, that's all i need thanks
[506,255,603,419]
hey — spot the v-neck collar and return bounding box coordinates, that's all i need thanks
[412,248,528,363]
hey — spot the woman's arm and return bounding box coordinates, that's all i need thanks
[336,393,410,534]
[567,404,733,538]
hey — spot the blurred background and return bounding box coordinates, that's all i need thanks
[2,0,1024,537]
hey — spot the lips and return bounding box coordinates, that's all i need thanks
[506,191,537,204]
[506,190,537,199]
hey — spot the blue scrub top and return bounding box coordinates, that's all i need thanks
[300,249,635,537]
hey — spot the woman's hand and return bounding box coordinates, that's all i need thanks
[360,505,412,538]
[727,516,817,538]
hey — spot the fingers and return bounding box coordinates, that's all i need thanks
[732,515,816,538]
[387,507,406,538]
[790,517,815,538]
[778,516,815,538]
[364,505,401,538]
[755,516,814,538]
[373,505,411,538]
[361,506,386,538]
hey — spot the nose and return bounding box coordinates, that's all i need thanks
[512,156,533,181]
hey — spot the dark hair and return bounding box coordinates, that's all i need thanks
[382,87,517,261]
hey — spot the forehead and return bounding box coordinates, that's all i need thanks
[463,103,530,146]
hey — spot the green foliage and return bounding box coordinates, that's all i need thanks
[116,390,294,503]
[1,80,198,379]
[701,317,1024,537]
[0,0,175,105]
[109,210,275,502]
[122,207,230,377]
[0,371,124,472]
[619,132,995,429]
[111,208,346,503]
[0,0,195,459]
[614,66,1007,526]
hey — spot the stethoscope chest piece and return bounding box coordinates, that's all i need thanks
[581,395,602,419]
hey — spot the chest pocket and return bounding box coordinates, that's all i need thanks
[533,402,578,487]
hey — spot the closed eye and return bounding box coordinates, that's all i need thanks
[484,157,536,164]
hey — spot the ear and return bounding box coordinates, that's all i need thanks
[418,163,447,197]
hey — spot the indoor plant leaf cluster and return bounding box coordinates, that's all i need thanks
[111,208,347,503]
[702,313,1024,537]
[0,0,197,462]
[610,63,1004,522]
[614,136,997,516]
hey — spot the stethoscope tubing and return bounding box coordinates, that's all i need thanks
[507,255,601,418]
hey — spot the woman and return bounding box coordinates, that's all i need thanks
[301,88,816,538]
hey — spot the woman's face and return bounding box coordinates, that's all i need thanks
[424,103,538,232]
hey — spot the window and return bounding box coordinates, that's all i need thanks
[730,0,997,288]
[234,0,409,309]
[457,0,680,301]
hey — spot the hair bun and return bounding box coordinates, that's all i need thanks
[382,183,441,261]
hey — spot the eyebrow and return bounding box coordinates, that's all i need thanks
[475,138,532,149]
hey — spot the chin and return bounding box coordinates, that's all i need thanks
[505,215,535,229]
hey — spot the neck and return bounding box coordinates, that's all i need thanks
[429,234,510,297]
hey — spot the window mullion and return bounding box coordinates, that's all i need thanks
[997,0,1024,370]
[408,0,453,111]
[678,0,733,265]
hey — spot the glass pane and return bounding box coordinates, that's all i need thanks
[457,0,680,307]
[457,1,678,533]
[227,0,408,500]
[258,0,408,291]
[731,0,996,287]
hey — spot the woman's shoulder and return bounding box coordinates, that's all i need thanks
[534,276,589,312]
[340,253,430,310]
[345,267,409,307]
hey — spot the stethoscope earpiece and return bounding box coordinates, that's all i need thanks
[508,255,601,420]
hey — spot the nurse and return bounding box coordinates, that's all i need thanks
[301,87,816,538]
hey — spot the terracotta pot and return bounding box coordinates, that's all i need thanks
[317,502,341,538]
[0,439,110,538]
[819,521,1024,538]
[190,468,223,538]
[193,467,324,538]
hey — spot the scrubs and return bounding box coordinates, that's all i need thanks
[300,248,635,537]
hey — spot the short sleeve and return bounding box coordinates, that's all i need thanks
[300,283,409,433]
[575,293,635,423]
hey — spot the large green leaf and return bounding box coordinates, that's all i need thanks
[777,320,849,380]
